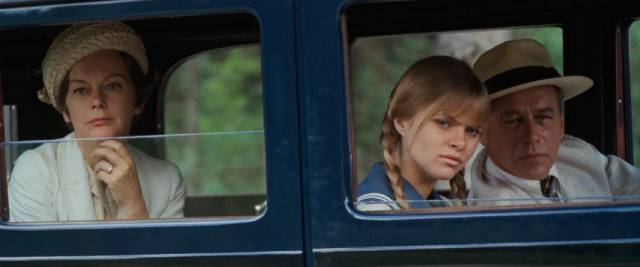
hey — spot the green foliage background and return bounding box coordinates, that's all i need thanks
[629,23,640,166]
[164,45,265,196]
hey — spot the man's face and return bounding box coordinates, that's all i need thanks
[483,85,564,180]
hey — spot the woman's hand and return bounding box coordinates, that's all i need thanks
[91,140,149,220]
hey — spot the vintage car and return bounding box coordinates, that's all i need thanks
[0,0,639,266]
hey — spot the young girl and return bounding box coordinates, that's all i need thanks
[357,56,488,211]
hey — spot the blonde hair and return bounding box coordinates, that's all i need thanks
[380,56,488,209]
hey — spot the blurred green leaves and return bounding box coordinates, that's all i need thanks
[629,22,640,166]
[164,45,265,196]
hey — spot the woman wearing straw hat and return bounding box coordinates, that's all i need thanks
[8,22,185,222]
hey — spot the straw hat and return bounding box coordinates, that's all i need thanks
[39,22,148,111]
[473,39,593,101]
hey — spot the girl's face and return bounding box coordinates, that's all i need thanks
[63,50,143,139]
[394,105,482,183]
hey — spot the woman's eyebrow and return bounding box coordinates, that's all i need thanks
[104,73,128,80]
[68,73,127,83]
[443,111,484,127]
[437,112,458,123]
[68,79,87,84]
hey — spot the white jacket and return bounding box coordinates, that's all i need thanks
[467,135,640,206]
[9,133,185,222]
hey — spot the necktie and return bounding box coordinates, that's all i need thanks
[540,175,561,201]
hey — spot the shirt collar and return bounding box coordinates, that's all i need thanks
[402,179,444,208]
[484,156,560,194]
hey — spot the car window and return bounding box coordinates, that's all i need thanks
[1,13,266,222]
[163,45,266,217]
[349,26,639,211]
[628,21,640,167]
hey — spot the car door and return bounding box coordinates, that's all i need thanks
[297,0,640,266]
[0,0,303,266]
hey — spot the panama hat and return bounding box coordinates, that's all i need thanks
[473,39,593,101]
[38,22,148,111]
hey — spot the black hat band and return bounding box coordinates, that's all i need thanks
[484,66,561,95]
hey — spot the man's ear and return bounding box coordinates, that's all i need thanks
[393,117,411,137]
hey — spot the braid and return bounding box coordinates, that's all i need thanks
[380,113,409,209]
[449,169,468,205]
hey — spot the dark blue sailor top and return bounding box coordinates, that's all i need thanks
[356,163,446,210]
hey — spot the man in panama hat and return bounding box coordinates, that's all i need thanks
[467,39,640,206]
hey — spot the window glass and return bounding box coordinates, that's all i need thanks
[3,105,18,180]
[349,27,611,210]
[2,14,265,222]
[164,45,266,217]
[628,21,640,167]
[5,46,265,221]
[351,27,563,186]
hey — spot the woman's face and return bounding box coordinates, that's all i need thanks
[394,105,482,182]
[63,50,142,139]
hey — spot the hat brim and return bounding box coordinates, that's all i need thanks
[488,75,593,101]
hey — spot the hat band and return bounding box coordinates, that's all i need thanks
[484,66,561,94]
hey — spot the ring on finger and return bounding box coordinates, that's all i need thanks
[105,163,114,174]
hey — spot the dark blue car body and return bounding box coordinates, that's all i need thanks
[0,0,639,266]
